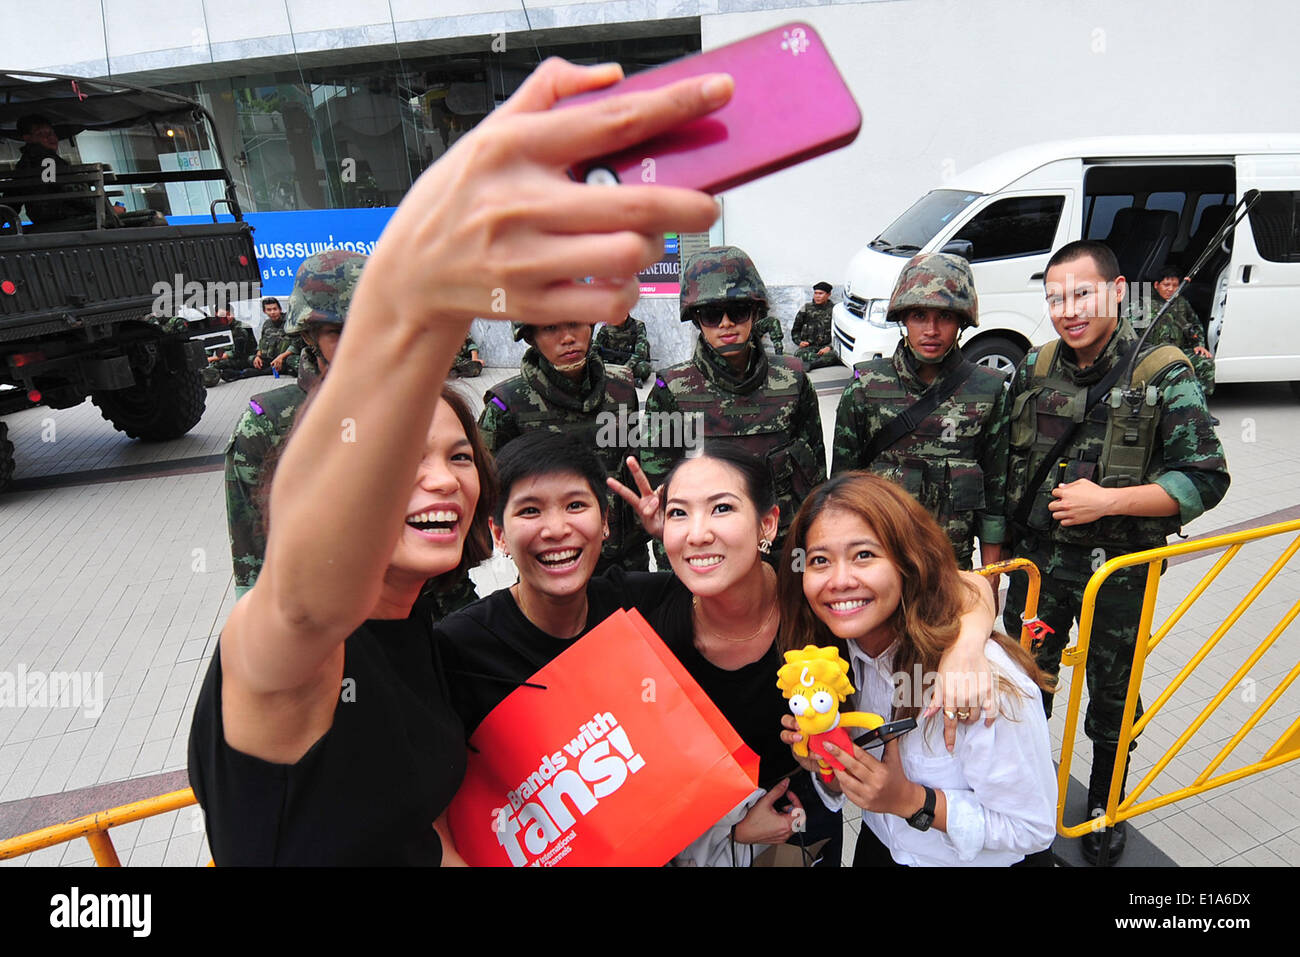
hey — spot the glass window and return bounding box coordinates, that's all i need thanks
[872,189,982,256]
[1247,191,1300,263]
[1190,193,1232,234]
[952,195,1065,262]
[1085,194,1133,239]
[1146,191,1186,215]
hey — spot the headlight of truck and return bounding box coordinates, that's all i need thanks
[867,299,889,328]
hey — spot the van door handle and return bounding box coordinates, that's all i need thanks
[1030,272,1044,281]
[1240,265,1252,283]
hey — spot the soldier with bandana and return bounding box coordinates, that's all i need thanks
[593,312,653,386]
[831,253,1009,572]
[478,321,648,571]
[640,246,826,556]
[1147,265,1215,414]
[1002,240,1229,865]
[792,281,839,370]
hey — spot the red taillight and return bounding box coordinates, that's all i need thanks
[12,351,46,367]
[1,280,15,295]
[27,389,41,403]
[238,255,249,266]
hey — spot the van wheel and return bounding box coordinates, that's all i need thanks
[0,421,14,494]
[961,336,1026,377]
[92,367,207,441]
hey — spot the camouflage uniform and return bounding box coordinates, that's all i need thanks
[253,318,302,376]
[1003,318,1230,751]
[791,299,839,370]
[479,346,648,572]
[1147,293,1214,399]
[204,319,259,385]
[450,335,483,378]
[593,315,652,384]
[832,342,1008,569]
[752,314,785,356]
[642,246,826,555]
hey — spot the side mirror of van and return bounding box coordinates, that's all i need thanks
[940,239,974,259]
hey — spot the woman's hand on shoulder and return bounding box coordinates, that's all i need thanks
[923,570,998,752]
[363,58,727,333]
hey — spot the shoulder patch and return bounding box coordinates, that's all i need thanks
[248,399,265,415]
[489,394,508,412]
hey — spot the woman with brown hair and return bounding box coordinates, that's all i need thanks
[778,472,1057,867]
[186,56,729,865]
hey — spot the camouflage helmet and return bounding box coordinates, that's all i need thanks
[678,245,768,321]
[512,321,530,342]
[284,250,367,335]
[886,253,979,329]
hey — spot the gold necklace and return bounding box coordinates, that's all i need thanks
[692,571,779,644]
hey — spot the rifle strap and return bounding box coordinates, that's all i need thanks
[860,357,979,464]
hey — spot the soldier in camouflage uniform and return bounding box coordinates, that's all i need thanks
[251,297,302,376]
[225,254,362,597]
[203,310,259,387]
[450,334,483,378]
[1002,241,1229,864]
[641,246,826,557]
[478,320,648,571]
[832,254,1009,571]
[1147,266,1215,407]
[792,281,839,370]
[751,313,785,356]
[593,312,652,385]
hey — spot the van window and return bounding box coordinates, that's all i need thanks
[872,189,981,256]
[1190,193,1232,233]
[1085,195,1133,239]
[1146,192,1186,216]
[952,195,1065,262]
[1247,191,1300,263]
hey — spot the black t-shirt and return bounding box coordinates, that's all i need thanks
[187,612,465,865]
[436,565,677,734]
[647,577,797,790]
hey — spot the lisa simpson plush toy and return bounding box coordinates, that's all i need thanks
[777,645,884,782]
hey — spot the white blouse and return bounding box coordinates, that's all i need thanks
[814,637,1057,866]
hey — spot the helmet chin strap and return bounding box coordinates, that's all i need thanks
[903,334,954,366]
[713,341,750,356]
[551,356,588,375]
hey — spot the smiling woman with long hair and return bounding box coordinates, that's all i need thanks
[778,472,1057,867]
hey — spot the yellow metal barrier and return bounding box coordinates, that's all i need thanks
[1058,517,1300,845]
[0,788,198,866]
[976,557,1046,652]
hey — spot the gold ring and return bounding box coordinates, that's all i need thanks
[955,709,971,720]
[944,709,956,720]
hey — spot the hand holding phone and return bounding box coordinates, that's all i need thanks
[557,23,860,194]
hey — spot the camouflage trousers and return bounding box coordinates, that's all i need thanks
[1190,351,1215,399]
[450,358,483,378]
[795,346,838,371]
[210,354,298,380]
[1003,548,1145,749]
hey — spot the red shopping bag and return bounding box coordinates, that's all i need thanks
[448,608,759,866]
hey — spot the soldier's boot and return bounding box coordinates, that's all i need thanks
[202,366,221,388]
[1081,742,1130,866]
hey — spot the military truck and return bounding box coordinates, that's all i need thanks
[0,71,260,492]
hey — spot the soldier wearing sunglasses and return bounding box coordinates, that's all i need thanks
[641,246,827,559]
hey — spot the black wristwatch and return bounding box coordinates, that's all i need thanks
[906,786,937,831]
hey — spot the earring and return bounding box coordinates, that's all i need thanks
[603,528,610,540]
[758,539,772,555]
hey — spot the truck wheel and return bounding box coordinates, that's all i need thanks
[961,335,1027,377]
[0,421,14,493]
[92,367,207,441]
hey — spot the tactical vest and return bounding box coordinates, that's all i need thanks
[1007,338,1190,549]
[849,355,1005,560]
[657,354,821,532]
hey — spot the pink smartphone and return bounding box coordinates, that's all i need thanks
[558,22,861,194]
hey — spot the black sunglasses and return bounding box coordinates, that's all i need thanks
[691,303,758,327]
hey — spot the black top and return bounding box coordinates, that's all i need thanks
[187,612,466,866]
[436,565,677,734]
[647,577,797,790]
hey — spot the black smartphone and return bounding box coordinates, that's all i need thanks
[852,718,917,750]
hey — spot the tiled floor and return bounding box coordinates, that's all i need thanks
[0,371,1297,867]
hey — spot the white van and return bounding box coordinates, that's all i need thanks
[832,135,1300,392]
